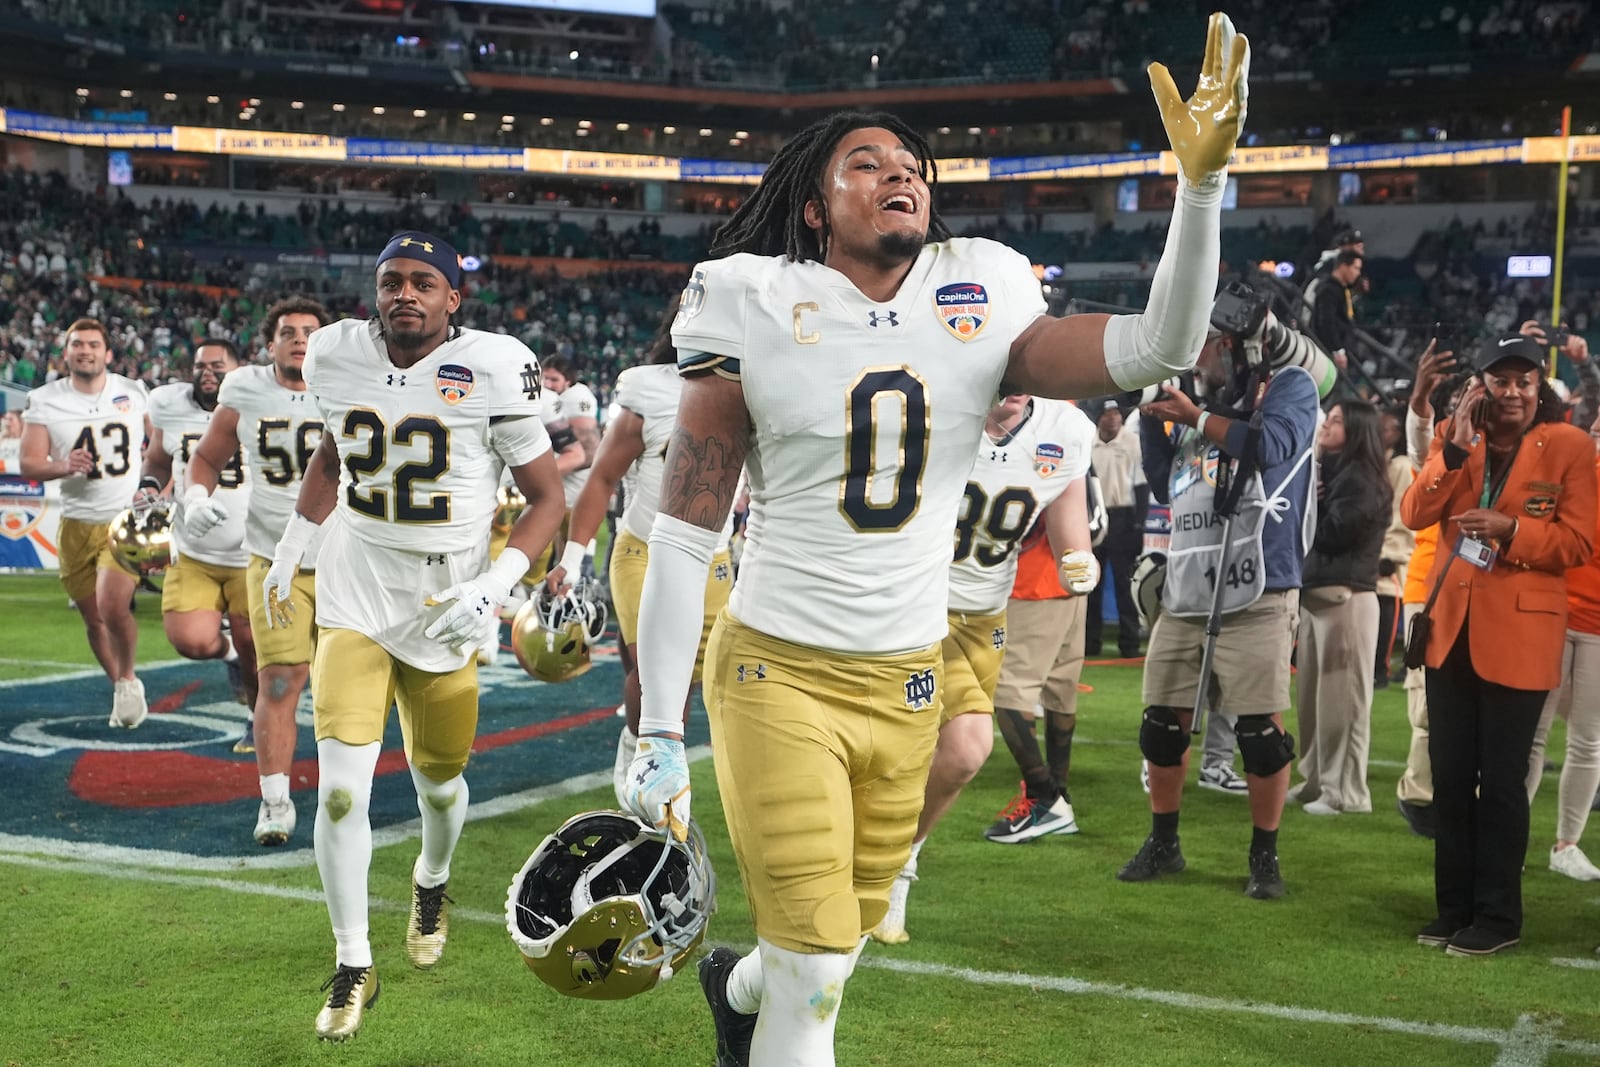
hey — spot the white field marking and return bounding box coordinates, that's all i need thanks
[0,657,93,670]
[1552,957,1600,970]
[3,851,1595,1064]
[0,744,712,872]
[0,658,189,689]
[1038,736,1411,771]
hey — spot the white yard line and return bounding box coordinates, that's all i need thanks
[4,850,1595,1063]
[0,658,189,688]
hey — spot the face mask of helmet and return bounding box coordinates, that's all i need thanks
[504,810,716,1000]
[511,580,608,683]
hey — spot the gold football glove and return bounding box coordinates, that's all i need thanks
[1149,11,1250,184]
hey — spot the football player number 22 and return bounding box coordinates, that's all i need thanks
[842,368,929,532]
[341,409,449,523]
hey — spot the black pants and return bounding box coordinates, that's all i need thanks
[1374,593,1400,682]
[1423,623,1547,937]
[1088,508,1141,657]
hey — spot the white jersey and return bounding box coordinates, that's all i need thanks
[948,398,1094,614]
[22,374,148,522]
[147,383,250,567]
[218,364,326,567]
[613,362,732,550]
[303,319,551,671]
[672,238,1046,653]
[557,381,598,508]
[303,319,551,555]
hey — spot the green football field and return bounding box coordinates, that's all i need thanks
[3,570,1599,1066]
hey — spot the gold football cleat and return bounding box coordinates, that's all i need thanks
[406,880,452,969]
[315,965,378,1041]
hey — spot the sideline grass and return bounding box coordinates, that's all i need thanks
[4,571,1598,1065]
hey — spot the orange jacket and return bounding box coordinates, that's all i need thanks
[1567,457,1600,634]
[1010,536,1068,601]
[1402,523,1439,605]
[1402,418,1597,690]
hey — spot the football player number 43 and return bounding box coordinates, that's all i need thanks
[841,368,929,532]
[341,409,450,523]
[70,422,132,480]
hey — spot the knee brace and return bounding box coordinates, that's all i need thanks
[1235,715,1295,777]
[1139,706,1190,767]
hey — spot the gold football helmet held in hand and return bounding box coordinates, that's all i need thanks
[510,580,608,683]
[1149,11,1250,183]
[493,485,526,534]
[108,499,176,577]
[505,810,715,1000]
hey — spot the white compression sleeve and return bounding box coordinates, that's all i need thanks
[1102,173,1227,391]
[638,513,719,737]
[1405,407,1434,469]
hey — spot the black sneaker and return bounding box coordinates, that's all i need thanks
[1416,917,1467,947]
[700,947,757,1067]
[1117,835,1185,882]
[1445,925,1520,957]
[1396,798,1437,839]
[1244,850,1284,899]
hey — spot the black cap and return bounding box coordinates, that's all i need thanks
[1476,332,1547,373]
[1087,396,1122,417]
[1336,228,1362,245]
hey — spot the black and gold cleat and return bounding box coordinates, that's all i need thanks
[315,964,378,1041]
[405,880,452,969]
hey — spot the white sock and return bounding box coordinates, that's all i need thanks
[409,766,468,888]
[260,772,290,806]
[222,629,238,662]
[907,837,925,875]
[750,938,856,1067]
[726,946,764,1015]
[315,738,380,969]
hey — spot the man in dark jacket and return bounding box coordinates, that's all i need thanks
[1309,250,1362,371]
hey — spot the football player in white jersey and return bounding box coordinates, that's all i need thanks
[19,318,150,727]
[871,392,1097,945]
[187,296,333,846]
[545,322,735,800]
[624,16,1249,1065]
[541,355,600,507]
[263,233,564,1041]
[143,340,256,723]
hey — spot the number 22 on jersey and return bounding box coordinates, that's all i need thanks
[341,408,449,524]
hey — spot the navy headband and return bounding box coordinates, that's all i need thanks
[376,231,461,288]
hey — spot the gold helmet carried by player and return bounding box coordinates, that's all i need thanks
[493,485,526,535]
[108,499,176,577]
[511,580,607,683]
[505,810,715,1001]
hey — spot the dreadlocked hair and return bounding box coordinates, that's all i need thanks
[708,111,951,263]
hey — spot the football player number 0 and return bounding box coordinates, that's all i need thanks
[342,409,450,523]
[842,368,929,532]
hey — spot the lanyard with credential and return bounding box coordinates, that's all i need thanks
[1479,443,1521,509]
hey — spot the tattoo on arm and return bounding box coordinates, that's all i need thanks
[659,426,746,530]
[574,420,600,468]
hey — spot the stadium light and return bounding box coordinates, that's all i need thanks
[728,138,740,146]
[332,103,346,111]
[967,126,981,135]
[569,50,579,60]
[163,92,177,102]
[291,100,304,109]
[120,89,133,98]
[75,87,89,96]
[663,125,676,134]
[373,106,386,115]
[503,115,515,123]
[577,128,589,137]
[735,130,748,139]
[249,98,261,106]
[578,119,593,129]
[937,126,951,134]
[463,112,476,120]
[616,122,629,131]
[206,95,220,104]
[413,109,427,118]
[539,117,553,126]
[699,128,712,136]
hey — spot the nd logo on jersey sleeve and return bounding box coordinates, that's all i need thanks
[934,282,989,342]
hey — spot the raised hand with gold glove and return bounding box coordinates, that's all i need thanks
[1149,11,1251,186]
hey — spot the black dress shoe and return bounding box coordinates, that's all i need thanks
[1396,798,1436,839]
[1445,925,1519,957]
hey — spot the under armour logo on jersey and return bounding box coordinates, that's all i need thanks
[904,668,937,710]
[424,554,446,565]
[736,663,766,683]
[867,311,900,327]
[635,759,659,785]
[386,373,407,387]
[992,626,1006,650]
[398,236,435,253]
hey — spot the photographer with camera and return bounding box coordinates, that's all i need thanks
[1118,293,1322,899]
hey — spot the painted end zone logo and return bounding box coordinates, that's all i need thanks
[0,630,704,862]
[934,282,989,342]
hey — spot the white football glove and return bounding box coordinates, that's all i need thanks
[423,578,499,650]
[181,484,229,540]
[261,556,299,629]
[623,736,691,842]
[1060,550,1102,596]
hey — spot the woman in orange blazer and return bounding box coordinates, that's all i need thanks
[1401,332,1596,957]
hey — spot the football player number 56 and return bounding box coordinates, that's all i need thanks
[841,368,929,532]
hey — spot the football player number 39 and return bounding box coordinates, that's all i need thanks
[342,409,450,523]
[841,368,929,532]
